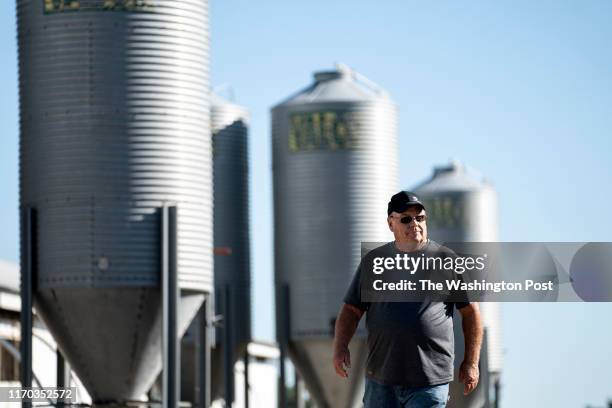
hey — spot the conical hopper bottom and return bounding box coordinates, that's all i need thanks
[35,288,204,403]
[289,338,367,408]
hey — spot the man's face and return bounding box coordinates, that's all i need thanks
[387,206,428,245]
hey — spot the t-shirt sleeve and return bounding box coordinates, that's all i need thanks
[343,260,369,311]
[435,243,472,309]
[455,301,471,310]
[445,274,471,311]
[453,267,472,308]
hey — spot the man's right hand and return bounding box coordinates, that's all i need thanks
[333,347,351,378]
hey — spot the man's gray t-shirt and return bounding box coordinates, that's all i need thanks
[343,240,470,387]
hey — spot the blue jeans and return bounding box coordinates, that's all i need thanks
[363,378,449,408]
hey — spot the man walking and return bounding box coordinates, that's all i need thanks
[332,191,483,408]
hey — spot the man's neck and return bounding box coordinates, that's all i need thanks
[394,239,427,253]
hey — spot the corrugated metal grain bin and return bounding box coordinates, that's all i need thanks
[211,92,251,352]
[272,64,399,408]
[17,0,212,402]
[181,93,251,403]
[414,161,502,408]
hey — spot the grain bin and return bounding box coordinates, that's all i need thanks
[17,0,212,402]
[210,92,251,357]
[414,161,502,408]
[181,92,251,404]
[272,64,399,408]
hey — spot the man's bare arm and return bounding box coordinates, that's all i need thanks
[458,303,483,395]
[332,303,364,378]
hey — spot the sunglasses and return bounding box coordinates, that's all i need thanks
[392,214,427,224]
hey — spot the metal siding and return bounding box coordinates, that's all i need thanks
[274,99,398,339]
[17,0,211,401]
[211,95,251,347]
[414,164,502,408]
[272,67,399,408]
[18,0,212,292]
[414,163,503,373]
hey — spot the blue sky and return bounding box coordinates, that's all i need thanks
[2,1,612,406]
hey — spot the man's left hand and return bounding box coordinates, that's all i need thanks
[458,361,479,395]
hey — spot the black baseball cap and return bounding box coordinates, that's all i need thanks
[387,191,425,215]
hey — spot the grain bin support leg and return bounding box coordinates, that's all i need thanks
[162,205,180,408]
[244,347,249,408]
[20,207,35,408]
[482,330,491,408]
[56,350,70,387]
[56,350,70,407]
[493,377,500,408]
[277,284,290,408]
[195,297,212,408]
[224,285,234,407]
